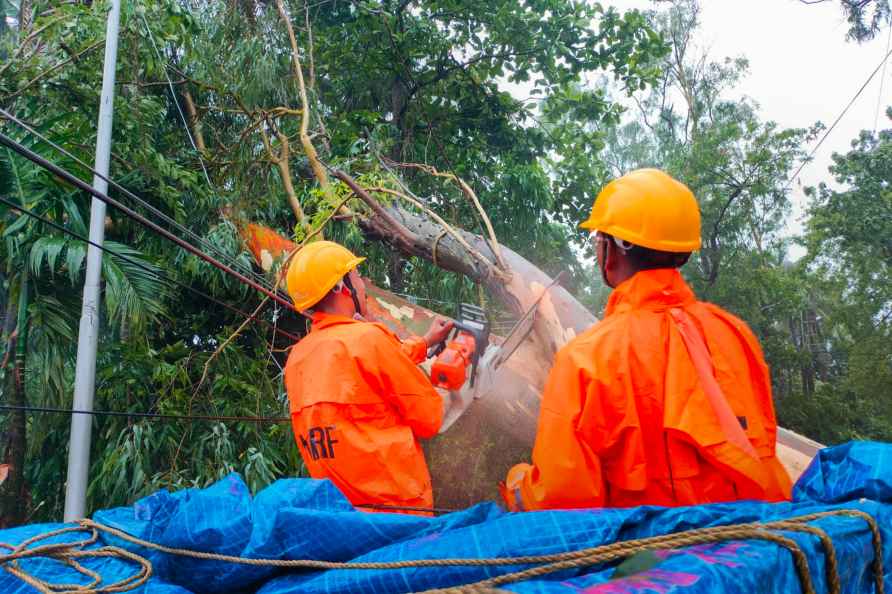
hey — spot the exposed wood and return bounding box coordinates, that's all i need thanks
[242,217,818,507]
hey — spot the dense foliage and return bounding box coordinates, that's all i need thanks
[0,0,890,525]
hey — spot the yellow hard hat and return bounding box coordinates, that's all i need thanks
[286,241,365,311]
[580,168,701,252]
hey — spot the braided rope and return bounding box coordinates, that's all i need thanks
[770,522,840,594]
[423,508,885,594]
[82,518,812,570]
[0,525,152,593]
[421,528,815,594]
[781,509,885,594]
[0,508,882,594]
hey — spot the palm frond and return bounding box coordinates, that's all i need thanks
[64,241,86,285]
[102,241,169,331]
[29,235,68,277]
[26,294,77,404]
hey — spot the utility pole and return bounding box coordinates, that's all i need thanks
[63,0,122,521]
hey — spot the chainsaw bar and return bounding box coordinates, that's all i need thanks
[491,271,567,370]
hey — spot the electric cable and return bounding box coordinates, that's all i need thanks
[0,193,302,342]
[0,108,277,294]
[1,401,458,515]
[790,44,892,184]
[0,131,297,311]
[139,14,214,192]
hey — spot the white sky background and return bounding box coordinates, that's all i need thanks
[607,0,892,255]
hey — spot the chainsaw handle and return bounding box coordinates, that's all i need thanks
[426,318,486,359]
[427,322,468,358]
[427,339,448,358]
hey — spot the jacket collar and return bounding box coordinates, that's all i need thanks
[310,312,399,341]
[310,311,359,332]
[605,268,696,316]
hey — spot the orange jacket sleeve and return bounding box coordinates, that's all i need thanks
[505,347,612,511]
[358,327,443,439]
[400,336,428,364]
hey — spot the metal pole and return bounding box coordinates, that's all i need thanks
[63,0,122,522]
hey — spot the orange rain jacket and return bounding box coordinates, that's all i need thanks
[284,312,443,510]
[504,269,792,510]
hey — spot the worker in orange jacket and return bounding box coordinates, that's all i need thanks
[283,241,461,512]
[503,169,792,511]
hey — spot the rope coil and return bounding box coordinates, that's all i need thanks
[0,509,883,594]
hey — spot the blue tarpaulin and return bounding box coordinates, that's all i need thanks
[1,441,891,593]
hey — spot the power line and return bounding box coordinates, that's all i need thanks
[790,44,892,185]
[0,131,297,312]
[0,404,289,424]
[0,193,301,342]
[2,400,457,513]
[0,108,277,294]
[0,112,275,293]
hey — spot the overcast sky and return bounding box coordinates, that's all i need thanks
[609,0,892,247]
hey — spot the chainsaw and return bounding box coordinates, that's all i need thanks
[429,271,567,397]
[429,303,490,391]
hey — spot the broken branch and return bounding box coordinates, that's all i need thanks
[367,186,503,279]
[383,159,507,270]
[260,120,308,226]
[330,168,418,250]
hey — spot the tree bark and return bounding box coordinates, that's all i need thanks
[182,88,207,154]
[18,0,34,33]
[390,77,411,161]
[260,126,308,227]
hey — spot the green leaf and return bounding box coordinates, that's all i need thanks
[611,551,663,579]
[65,241,86,284]
[29,236,68,276]
[3,212,30,237]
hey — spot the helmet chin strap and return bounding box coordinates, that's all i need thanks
[599,235,613,289]
[341,274,364,315]
[599,233,624,289]
[598,233,634,289]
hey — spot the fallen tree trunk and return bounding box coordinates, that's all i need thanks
[336,170,591,364]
